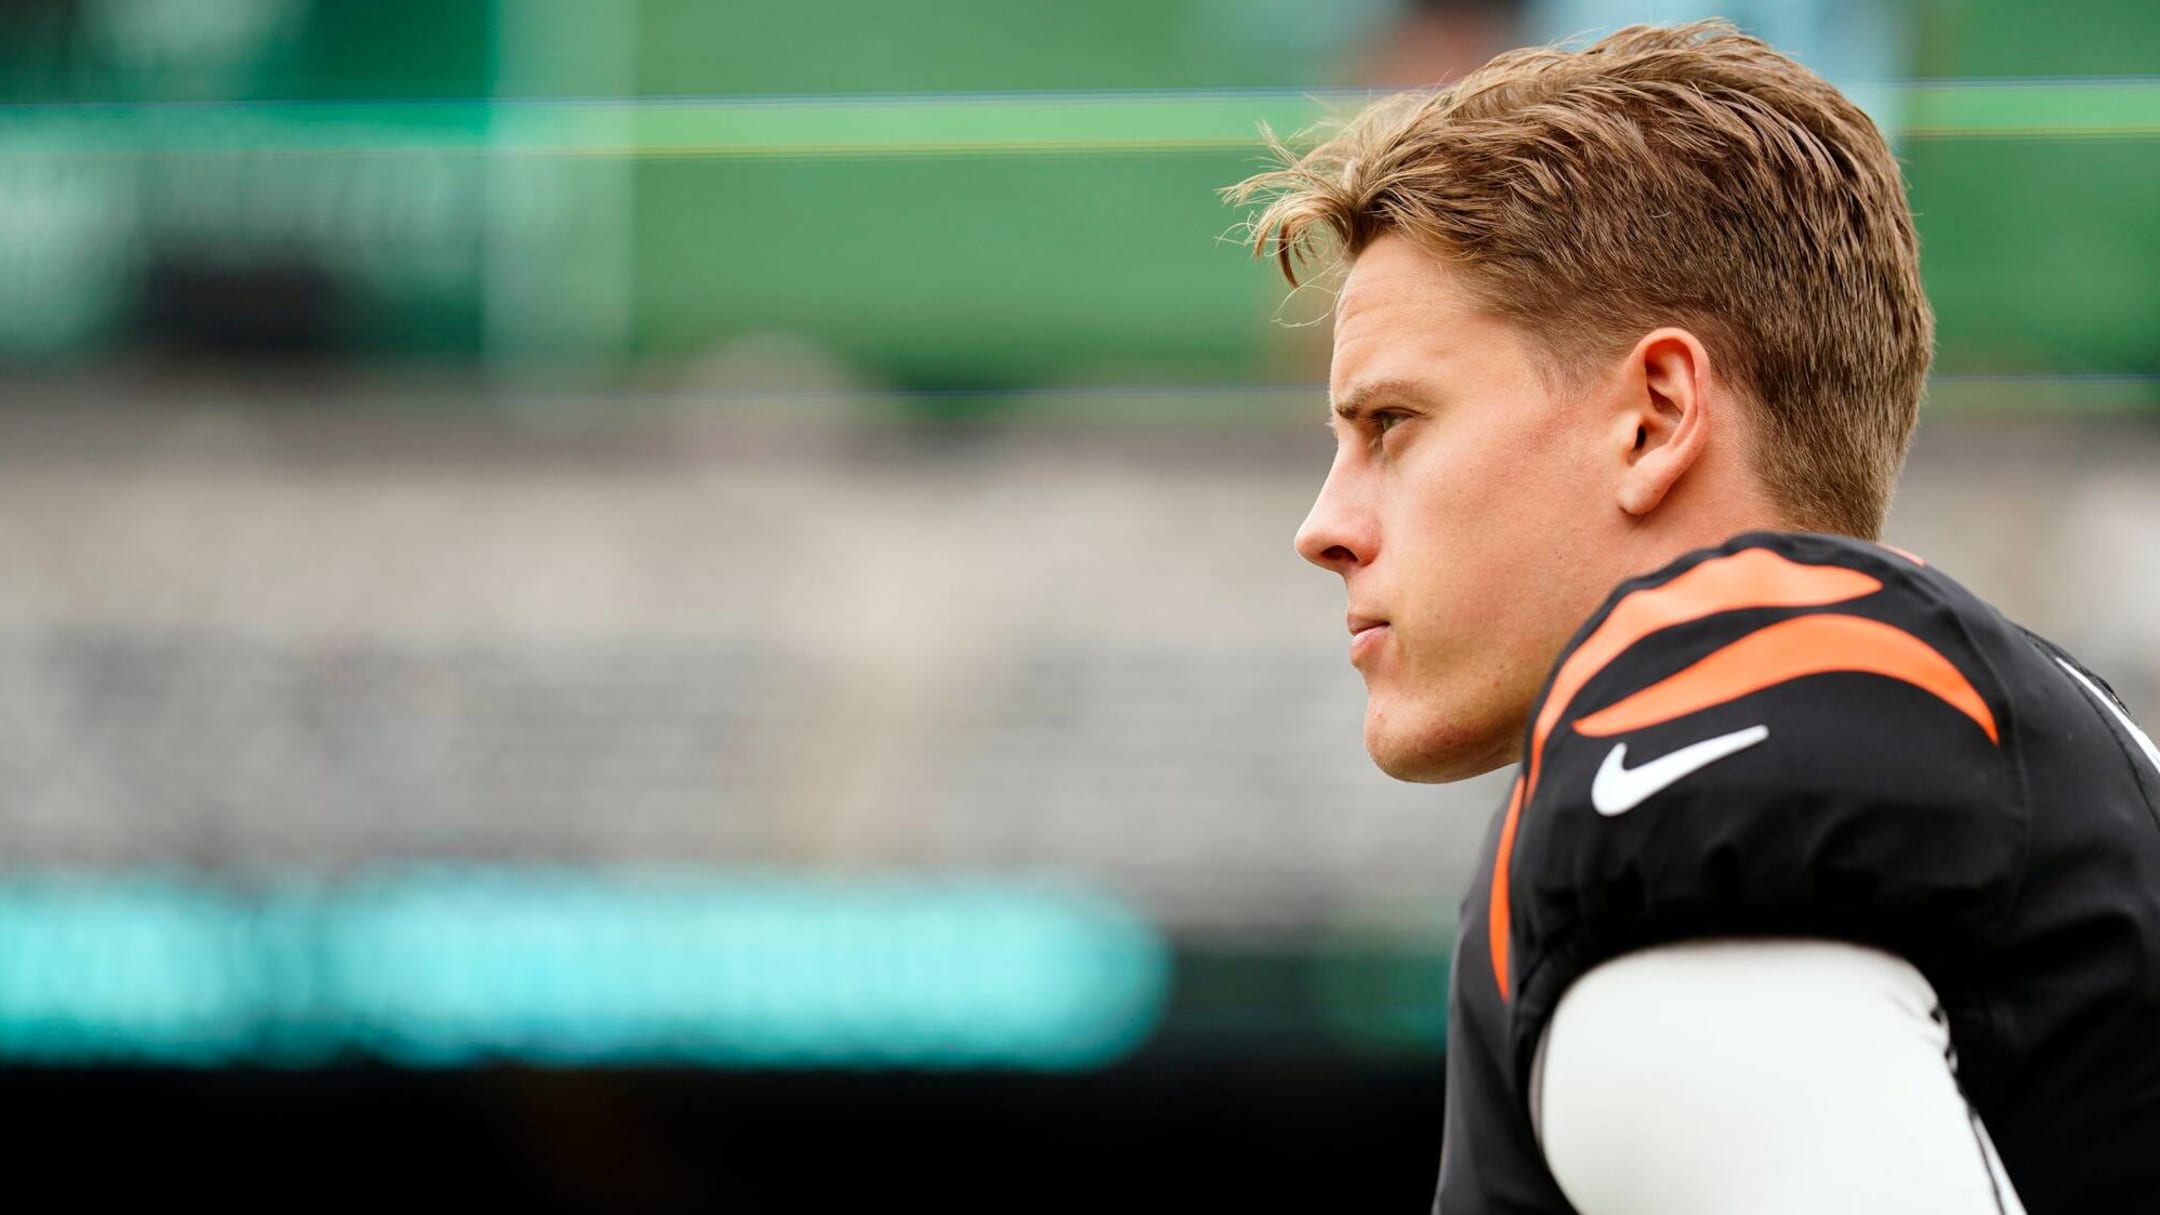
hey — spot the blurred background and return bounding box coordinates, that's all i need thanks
[0,0,2153,1208]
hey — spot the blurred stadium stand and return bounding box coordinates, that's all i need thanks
[0,397,2145,906]
[0,0,2153,1209]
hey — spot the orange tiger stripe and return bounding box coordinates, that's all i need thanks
[1490,549,1882,1000]
[1879,543,1926,566]
[1488,775,1525,999]
[1572,613,1998,743]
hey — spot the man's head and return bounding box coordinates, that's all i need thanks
[1229,21,1933,781]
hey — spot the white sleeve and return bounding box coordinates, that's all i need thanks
[1532,938,2025,1215]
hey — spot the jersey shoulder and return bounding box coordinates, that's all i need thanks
[1500,531,2030,1078]
[1529,529,2018,765]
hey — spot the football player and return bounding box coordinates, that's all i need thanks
[1229,21,2160,1215]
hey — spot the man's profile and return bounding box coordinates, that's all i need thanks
[1228,21,2160,1214]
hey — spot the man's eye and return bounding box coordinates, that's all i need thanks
[1372,411,1408,435]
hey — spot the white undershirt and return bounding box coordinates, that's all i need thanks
[1532,938,2026,1215]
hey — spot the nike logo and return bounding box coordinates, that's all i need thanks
[1591,724,1771,816]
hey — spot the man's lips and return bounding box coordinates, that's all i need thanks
[1347,614,1390,661]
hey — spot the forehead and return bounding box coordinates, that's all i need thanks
[1331,236,1509,394]
[1336,234,1471,317]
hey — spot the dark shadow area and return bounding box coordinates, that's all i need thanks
[5,1055,1448,1212]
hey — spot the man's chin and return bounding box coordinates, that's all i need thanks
[1363,707,1515,784]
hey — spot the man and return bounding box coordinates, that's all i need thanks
[1228,21,2160,1215]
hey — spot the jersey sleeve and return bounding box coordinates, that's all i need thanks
[1534,940,2027,1215]
[1499,533,2029,1090]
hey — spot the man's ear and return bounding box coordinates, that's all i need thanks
[1614,328,1714,518]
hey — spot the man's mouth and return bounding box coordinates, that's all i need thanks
[1347,615,1390,662]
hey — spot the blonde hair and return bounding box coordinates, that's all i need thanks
[1226,20,1932,538]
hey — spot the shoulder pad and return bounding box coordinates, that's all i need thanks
[1491,532,2026,1084]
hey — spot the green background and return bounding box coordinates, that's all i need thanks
[0,0,2152,407]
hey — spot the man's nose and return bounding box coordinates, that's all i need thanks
[1295,458,1372,574]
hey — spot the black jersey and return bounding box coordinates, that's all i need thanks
[1434,530,2160,1214]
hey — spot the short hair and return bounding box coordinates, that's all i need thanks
[1226,20,1932,539]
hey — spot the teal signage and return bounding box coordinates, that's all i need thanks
[0,868,1170,1069]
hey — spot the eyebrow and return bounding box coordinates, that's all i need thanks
[1329,377,1434,423]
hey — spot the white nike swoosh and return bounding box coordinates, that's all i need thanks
[1591,724,1771,817]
